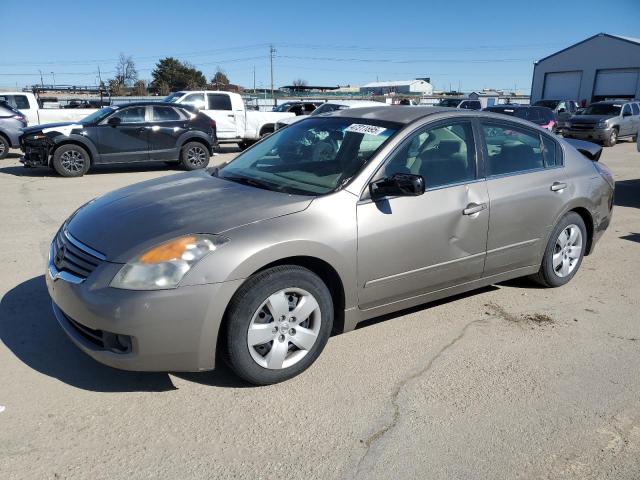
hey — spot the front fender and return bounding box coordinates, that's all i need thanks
[52,134,99,162]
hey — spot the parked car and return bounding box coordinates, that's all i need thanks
[20,102,216,177]
[0,100,27,159]
[273,101,321,115]
[164,90,294,149]
[274,100,387,130]
[46,106,614,385]
[533,99,579,132]
[0,92,99,126]
[484,105,558,132]
[563,100,640,146]
[437,98,482,110]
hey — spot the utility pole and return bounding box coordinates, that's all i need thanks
[38,70,44,87]
[269,45,276,106]
[253,65,256,94]
[51,72,56,88]
[97,65,103,86]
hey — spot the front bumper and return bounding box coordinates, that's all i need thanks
[563,127,611,141]
[20,139,52,167]
[46,243,243,372]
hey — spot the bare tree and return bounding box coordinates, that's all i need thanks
[115,53,138,87]
[292,78,308,87]
[132,79,148,96]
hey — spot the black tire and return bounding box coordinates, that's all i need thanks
[223,265,334,385]
[52,144,90,177]
[604,128,618,147]
[180,141,210,170]
[530,212,587,288]
[0,135,9,159]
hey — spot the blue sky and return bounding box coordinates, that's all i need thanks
[1,0,638,93]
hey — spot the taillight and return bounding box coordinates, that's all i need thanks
[543,120,556,130]
[209,119,216,130]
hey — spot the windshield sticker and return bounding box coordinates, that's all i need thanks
[42,124,83,137]
[345,124,387,136]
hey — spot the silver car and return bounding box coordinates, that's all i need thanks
[47,107,614,385]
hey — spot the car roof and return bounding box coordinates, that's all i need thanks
[593,100,633,104]
[111,101,198,112]
[325,100,385,108]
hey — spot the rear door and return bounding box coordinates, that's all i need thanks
[147,105,188,160]
[357,119,489,308]
[205,93,237,139]
[96,106,149,163]
[480,120,567,276]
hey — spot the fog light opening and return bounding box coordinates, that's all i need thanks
[103,332,132,354]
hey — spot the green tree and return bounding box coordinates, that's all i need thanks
[151,57,207,92]
[211,68,230,90]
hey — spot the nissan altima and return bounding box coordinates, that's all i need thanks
[46,107,614,385]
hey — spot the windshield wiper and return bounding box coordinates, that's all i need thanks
[220,175,279,192]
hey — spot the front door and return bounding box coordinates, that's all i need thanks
[479,120,568,276]
[206,93,238,139]
[148,105,188,160]
[96,105,149,163]
[620,104,633,136]
[357,119,489,309]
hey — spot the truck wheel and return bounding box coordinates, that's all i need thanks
[0,135,9,159]
[52,145,90,177]
[604,128,617,147]
[181,142,209,170]
[223,265,333,385]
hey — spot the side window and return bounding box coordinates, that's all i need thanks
[556,101,567,112]
[304,103,316,113]
[182,93,205,109]
[622,104,631,116]
[207,94,232,110]
[152,106,181,122]
[541,135,561,167]
[631,103,640,115]
[111,106,146,124]
[471,101,481,110]
[384,121,477,189]
[13,95,30,109]
[481,123,545,176]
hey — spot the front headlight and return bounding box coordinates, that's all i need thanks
[596,121,608,128]
[110,234,228,290]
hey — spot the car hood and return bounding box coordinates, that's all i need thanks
[22,122,84,137]
[570,115,613,124]
[66,170,314,263]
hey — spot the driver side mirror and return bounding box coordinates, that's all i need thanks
[369,173,425,201]
[107,116,121,127]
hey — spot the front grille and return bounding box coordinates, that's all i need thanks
[571,123,596,131]
[53,229,105,280]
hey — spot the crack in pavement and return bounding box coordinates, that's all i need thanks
[350,316,491,479]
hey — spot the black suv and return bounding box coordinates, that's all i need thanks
[20,102,217,177]
[483,105,558,132]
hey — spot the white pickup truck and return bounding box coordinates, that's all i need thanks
[0,92,97,126]
[165,91,295,148]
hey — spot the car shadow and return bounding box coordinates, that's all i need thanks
[355,285,500,330]
[620,233,640,244]
[0,161,185,178]
[615,179,640,209]
[0,276,249,391]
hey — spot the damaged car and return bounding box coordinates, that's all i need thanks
[20,102,217,177]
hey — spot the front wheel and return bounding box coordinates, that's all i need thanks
[604,129,617,147]
[531,212,587,287]
[52,144,90,177]
[223,265,334,385]
[0,135,9,159]
[181,142,209,170]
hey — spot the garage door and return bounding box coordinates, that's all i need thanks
[542,71,582,100]
[593,69,640,100]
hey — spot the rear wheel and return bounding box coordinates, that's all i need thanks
[52,144,90,177]
[0,135,9,159]
[181,142,209,170]
[604,128,617,147]
[531,212,587,287]
[223,265,333,385]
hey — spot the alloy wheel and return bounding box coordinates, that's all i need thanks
[553,224,583,277]
[186,146,207,167]
[60,150,85,173]
[247,288,321,369]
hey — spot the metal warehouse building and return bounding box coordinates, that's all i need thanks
[531,33,640,104]
[360,78,434,95]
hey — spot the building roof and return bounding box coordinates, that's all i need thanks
[536,33,640,64]
[361,79,430,88]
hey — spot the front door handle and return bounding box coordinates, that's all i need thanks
[550,182,567,192]
[463,202,487,216]
[227,114,235,118]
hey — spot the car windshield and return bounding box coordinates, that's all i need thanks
[274,103,296,112]
[219,117,399,195]
[311,103,349,116]
[438,99,462,107]
[81,107,116,124]
[535,100,560,109]
[583,104,622,116]
[164,92,185,103]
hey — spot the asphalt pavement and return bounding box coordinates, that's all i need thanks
[0,142,639,480]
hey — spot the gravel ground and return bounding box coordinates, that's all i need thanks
[0,141,639,480]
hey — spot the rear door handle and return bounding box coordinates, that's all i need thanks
[463,202,487,216]
[551,182,567,192]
